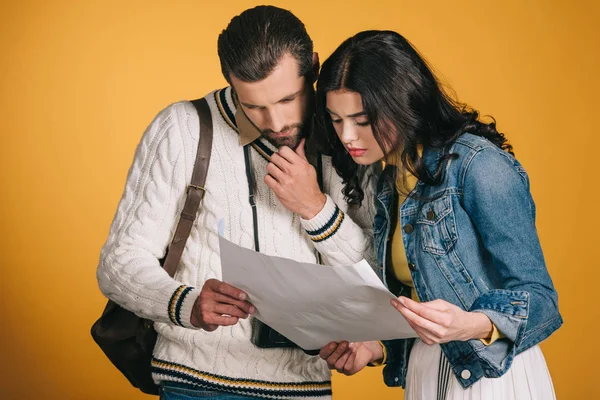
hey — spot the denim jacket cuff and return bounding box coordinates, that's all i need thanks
[380,339,412,388]
[380,340,395,365]
[465,289,529,375]
[383,362,407,388]
[468,289,529,345]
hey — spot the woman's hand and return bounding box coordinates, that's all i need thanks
[391,296,493,344]
[319,340,383,376]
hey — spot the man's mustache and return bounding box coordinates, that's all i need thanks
[261,123,302,136]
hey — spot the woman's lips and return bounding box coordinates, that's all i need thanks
[348,148,367,157]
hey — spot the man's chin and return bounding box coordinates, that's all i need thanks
[265,134,303,149]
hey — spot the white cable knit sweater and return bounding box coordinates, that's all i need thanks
[97,88,376,399]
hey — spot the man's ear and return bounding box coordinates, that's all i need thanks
[311,52,320,84]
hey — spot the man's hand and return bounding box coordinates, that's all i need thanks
[264,139,326,219]
[318,340,383,376]
[391,296,493,344]
[190,279,255,331]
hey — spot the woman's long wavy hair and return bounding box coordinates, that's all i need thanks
[316,30,512,205]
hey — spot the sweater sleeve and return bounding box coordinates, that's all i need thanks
[301,161,377,268]
[96,102,200,329]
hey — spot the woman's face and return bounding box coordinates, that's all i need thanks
[325,90,385,165]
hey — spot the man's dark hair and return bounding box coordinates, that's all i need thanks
[217,6,313,83]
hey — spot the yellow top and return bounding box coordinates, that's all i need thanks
[390,172,420,302]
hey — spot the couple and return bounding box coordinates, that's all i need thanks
[97,5,561,400]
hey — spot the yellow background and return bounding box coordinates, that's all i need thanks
[1,0,598,398]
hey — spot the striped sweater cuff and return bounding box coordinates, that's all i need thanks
[168,285,200,329]
[301,195,345,243]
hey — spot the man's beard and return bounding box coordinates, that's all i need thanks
[261,123,307,149]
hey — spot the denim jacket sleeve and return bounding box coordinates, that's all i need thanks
[380,338,415,388]
[461,147,562,373]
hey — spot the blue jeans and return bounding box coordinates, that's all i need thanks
[159,381,259,400]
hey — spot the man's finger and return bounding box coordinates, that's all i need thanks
[264,173,281,191]
[212,293,255,314]
[343,348,358,375]
[214,280,249,301]
[276,146,302,164]
[326,341,349,366]
[319,342,338,359]
[333,350,352,372]
[266,162,286,182]
[212,304,250,319]
[205,314,240,327]
[270,152,292,170]
[204,278,223,289]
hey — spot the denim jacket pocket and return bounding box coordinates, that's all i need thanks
[417,195,458,255]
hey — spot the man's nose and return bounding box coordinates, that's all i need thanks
[266,108,286,133]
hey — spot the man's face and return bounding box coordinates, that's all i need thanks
[231,53,313,149]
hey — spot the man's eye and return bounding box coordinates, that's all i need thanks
[280,98,294,103]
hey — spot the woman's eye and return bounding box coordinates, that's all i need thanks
[331,119,342,124]
[356,121,370,127]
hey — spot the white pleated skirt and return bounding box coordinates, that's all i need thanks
[404,340,556,400]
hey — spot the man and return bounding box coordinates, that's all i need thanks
[97,6,375,400]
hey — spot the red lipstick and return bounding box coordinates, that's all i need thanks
[348,147,367,157]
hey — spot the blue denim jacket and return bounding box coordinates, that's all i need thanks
[374,134,562,389]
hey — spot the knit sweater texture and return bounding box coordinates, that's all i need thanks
[97,88,376,399]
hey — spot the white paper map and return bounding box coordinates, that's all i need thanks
[219,236,416,350]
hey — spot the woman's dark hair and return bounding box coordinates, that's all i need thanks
[218,6,314,83]
[316,30,512,205]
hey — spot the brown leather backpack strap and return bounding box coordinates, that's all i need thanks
[162,98,213,277]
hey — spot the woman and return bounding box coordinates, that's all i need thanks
[315,30,562,400]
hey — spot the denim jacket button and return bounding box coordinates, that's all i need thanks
[461,369,471,380]
[394,377,399,383]
[427,209,435,221]
[408,262,417,271]
[403,224,414,234]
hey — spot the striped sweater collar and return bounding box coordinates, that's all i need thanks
[213,87,276,162]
